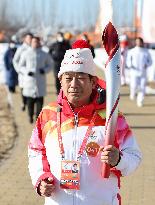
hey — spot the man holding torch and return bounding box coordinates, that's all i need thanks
[28,33,142,204]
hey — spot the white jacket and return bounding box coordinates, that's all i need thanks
[19,47,52,98]
[127,46,152,77]
[28,86,142,205]
[13,43,30,88]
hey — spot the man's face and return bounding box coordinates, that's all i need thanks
[135,38,143,47]
[60,72,97,108]
[56,33,64,42]
[24,35,32,45]
[73,164,77,170]
[31,38,40,49]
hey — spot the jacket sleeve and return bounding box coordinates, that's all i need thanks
[115,114,142,176]
[126,50,132,68]
[17,52,27,75]
[43,53,53,73]
[13,47,22,73]
[4,50,9,70]
[146,50,152,67]
[28,113,53,189]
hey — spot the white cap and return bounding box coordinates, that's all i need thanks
[119,34,128,42]
[58,48,96,78]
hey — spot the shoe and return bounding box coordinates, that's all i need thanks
[137,93,144,107]
[21,105,26,111]
[130,95,135,101]
[29,117,33,124]
[137,101,143,107]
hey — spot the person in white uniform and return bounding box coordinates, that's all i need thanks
[127,37,152,107]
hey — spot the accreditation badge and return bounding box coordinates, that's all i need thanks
[60,160,80,190]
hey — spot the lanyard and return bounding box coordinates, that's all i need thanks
[57,107,96,160]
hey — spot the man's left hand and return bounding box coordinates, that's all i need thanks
[100,145,120,167]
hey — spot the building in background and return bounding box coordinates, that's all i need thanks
[96,0,144,42]
[0,0,155,47]
[141,0,155,45]
[0,0,99,39]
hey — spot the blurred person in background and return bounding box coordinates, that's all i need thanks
[127,37,152,107]
[64,31,73,44]
[13,32,33,111]
[4,40,18,93]
[81,33,95,58]
[19,36,53,123]
[4,40,18,107]
[0,32,11,107]
[0,32,8,85]
[49,32,71,95]
[120,34,129,86]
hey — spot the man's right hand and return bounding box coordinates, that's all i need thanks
[38,177,55,197]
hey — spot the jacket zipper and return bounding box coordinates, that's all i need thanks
[73,113,78,158]
[67,101,79,205]
[73,113,78,205]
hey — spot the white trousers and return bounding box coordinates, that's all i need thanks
[129,71,147,106]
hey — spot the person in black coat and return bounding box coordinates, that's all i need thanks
[49,32,71,94]
[81,33,95,58]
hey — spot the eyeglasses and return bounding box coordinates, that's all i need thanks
[63,73,90,83]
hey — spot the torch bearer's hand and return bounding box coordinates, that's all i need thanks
[38,177,55,197]
[100,145,120,167]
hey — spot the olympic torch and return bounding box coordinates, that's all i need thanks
[101,22,121,178]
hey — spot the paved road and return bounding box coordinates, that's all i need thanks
[0,72,155,205]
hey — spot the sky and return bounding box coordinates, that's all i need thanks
[0,0,147,39]
[0,0,99,34]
